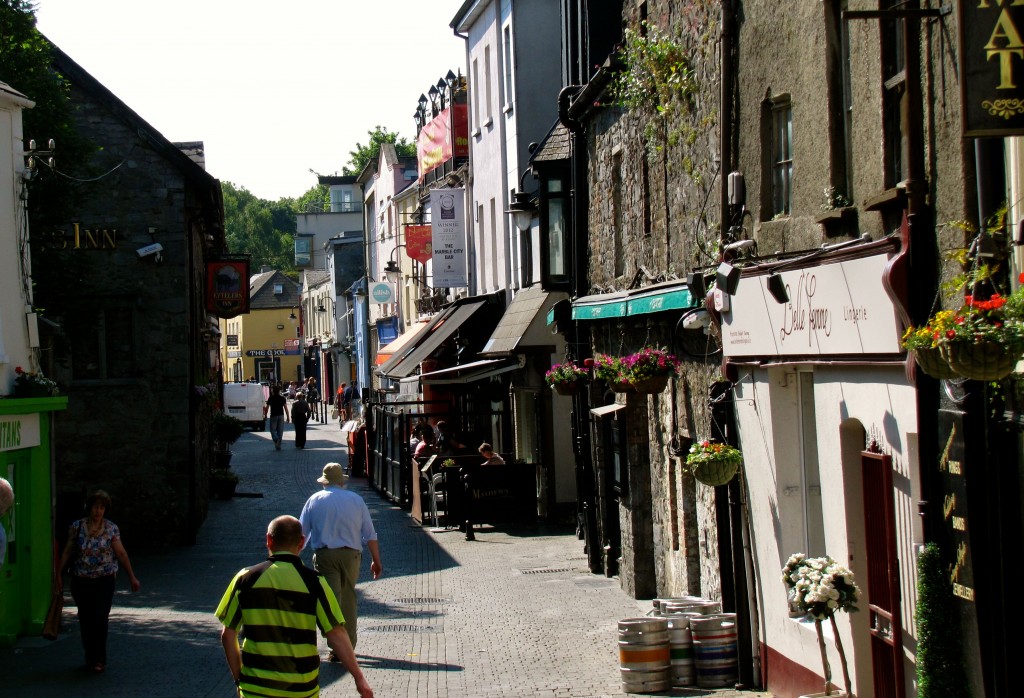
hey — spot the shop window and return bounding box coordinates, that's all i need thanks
[512,388,540,464]
[69,303,135,382]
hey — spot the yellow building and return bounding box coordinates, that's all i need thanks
[221,269,303,384]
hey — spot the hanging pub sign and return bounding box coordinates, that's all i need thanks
[405,224,433,263]
[206,257,250,319]
[960,0,1024,136]
[430,188,468,288]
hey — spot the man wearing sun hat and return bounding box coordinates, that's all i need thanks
[299,463,382,656]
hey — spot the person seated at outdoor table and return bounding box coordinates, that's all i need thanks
[414,429,438,460]
[436,420,465,457]
[479,443,505,466]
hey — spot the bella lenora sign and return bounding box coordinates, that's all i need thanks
[430,188,468,288]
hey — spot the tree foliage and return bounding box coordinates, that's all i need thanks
[221,181,298,275]
[343,125,415,176]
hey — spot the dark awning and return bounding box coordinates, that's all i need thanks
[419,358,522,385]
[571,280,697,321]
[377,300,487,379]
[480,287,568,357]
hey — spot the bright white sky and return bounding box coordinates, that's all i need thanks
[35,0,467,201]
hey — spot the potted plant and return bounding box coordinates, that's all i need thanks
[782,554,861,697]
[685,440,741,486]
[210,468,239,500]
[621,346,680,393]
[12,366,59,398]
[212,411,245,468]
[915,543,968,696]
[545,362,588,395]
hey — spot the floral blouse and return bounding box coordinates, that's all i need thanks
[69,518,121,578]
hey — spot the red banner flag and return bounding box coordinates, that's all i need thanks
[405,225,433,263]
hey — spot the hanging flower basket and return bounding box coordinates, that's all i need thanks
[685,441,742,487]
[632,374,670,394]
[690,456,740,486]
[912,347,959,380]
[553,381,581,396]
[611,381,635,394]
[939,340,1022,381]
[545,362,588,394]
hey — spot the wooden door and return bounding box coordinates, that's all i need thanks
[861,450,905,698]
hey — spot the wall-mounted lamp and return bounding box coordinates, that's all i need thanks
[504,169,537,233]
[383,260,401,283]
[289,309,297,320]
[316,304,327,313]
[716,262,741,296]
[767,272,789,304]
[686,271,707,300]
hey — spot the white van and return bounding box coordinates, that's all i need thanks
[223,382,268,431]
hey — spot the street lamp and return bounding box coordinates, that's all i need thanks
[383,244,406,284]
[505,169,538,233]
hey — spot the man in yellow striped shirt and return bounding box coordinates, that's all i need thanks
[216,515,373,697]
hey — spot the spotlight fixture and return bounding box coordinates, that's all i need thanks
[716,262,741,296]
[686,271,707,300]
[767,272,789,304]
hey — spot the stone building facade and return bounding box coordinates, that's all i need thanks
[42,47,225,550]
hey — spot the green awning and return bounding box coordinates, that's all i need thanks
[571,281,696,321]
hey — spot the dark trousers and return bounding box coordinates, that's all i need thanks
[71,574,116,665]
[294,419,308,448]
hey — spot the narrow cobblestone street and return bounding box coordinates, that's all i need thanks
[1,421,773,698]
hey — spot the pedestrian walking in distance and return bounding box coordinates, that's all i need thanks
[216,515,373,698]
[299,463,382,653]
[264,384,289,450]
[292,391,311,449]
[57,490,141,673]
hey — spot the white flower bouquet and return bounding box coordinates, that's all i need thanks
[782,554,861,696]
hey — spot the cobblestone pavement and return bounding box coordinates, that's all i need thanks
[1,417,774,698]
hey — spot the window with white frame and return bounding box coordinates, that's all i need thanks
[772,98,794,217]
[503,25,514,111]
[797,371,825,556]
[484,45,493,124]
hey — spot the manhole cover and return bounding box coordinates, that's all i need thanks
[363,624,439,633]
[518,567,573,575]
[393,597,451,604]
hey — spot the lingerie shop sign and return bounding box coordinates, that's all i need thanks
[721,251,902,358]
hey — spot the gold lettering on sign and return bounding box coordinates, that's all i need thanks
[985,9,1024,88]
[943,493,956,520]
[949,541,969,583]
[948,460,962,475]
[952,516,967,531]
[953,583,976,601]
[938,423,956,472]
[71,223,119,249]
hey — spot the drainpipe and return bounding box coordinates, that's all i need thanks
[559,84,601,574]
[719,1,759,688]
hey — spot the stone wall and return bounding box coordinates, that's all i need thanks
[582,1,726,601]
[47,81,215,550]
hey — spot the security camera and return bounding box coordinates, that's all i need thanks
[136,243,163,260]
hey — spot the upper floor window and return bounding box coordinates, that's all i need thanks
[484,45,494,124]
[502,25,514,111]
[771,98,794,217]
[881,0,907,187]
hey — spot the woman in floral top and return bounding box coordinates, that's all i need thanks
[57,490,140,673]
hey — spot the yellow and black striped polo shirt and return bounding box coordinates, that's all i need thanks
[216,552,345,697]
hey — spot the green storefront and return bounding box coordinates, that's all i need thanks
[0,396,67,646]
